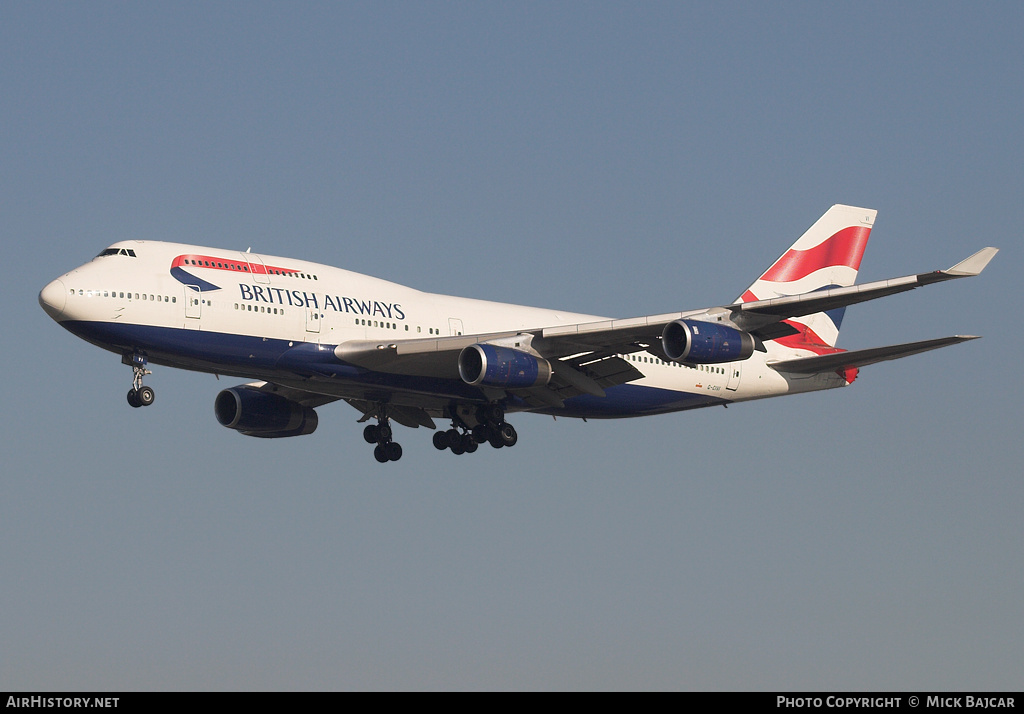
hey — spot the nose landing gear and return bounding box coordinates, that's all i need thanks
[124,353,155,408]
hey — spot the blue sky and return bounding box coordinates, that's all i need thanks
[2,2,1020,690]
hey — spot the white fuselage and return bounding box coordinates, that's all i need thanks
[40,240,845,419]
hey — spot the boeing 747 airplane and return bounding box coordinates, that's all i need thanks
[38,205,997,463]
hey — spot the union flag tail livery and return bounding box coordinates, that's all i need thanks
[39,204,996,463]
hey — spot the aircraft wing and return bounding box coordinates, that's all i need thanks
[242,377,442,429]
[766,335,980,374]
[335,332,646,407]
[337,246,996,358]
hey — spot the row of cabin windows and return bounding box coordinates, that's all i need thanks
[269,269,317,280]
[235,303,284,315]
[621,353,727,374]
[355,318,402,330]
[184,259,250,272]
[351,318,441,335]
[180,257,318,281]
[225,308,442,335]
[73,288,175,303]
[68,288,450,338]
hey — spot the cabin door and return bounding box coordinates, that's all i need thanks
[306,306,321,335]
[184,286,202,325]
[726,364,742,391]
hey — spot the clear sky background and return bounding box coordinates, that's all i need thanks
[2,1,1020,691]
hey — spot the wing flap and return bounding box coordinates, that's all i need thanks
[343,398,436,429]
[244,380,342,408]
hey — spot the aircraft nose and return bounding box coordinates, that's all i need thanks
[39,278,67,320]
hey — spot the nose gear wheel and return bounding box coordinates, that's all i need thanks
[125,353,155,408]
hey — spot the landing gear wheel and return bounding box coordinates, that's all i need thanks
[367,406,400,463]
[136,385,155,407]
[472,424,491,444]
[463,434,478,453]
[385,442,403,461]
[497,422,518,447]
[432,431,449,450]
[127,389,142,408]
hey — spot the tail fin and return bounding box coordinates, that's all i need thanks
[736,204,877,349]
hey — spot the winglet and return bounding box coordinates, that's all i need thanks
[946,247,999,276]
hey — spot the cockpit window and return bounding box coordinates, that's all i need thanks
[96,248,138,258]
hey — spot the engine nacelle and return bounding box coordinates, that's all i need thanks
[214,387,318,438]
[458,344,552,389]
[662,319,756,364]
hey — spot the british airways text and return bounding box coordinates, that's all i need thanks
[238,284,405,320]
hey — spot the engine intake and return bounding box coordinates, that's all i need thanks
[214,387,318,438]
[458,344,552,389]
[662,319,755,364]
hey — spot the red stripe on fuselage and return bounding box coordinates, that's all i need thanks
[759,225,871,284]
[170,254,300,277]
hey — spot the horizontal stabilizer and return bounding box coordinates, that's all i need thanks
[767,335,980,374]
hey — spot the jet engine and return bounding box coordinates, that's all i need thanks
[458,344,552,389]
[214,386,318,438]
[661,319,756,364]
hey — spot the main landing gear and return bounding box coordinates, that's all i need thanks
[363,414,403,463]
[125,353,155,408]
[432,403,518,456]
[361,402,517,463]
